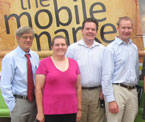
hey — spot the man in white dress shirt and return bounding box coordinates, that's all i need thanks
[66,18,105,122]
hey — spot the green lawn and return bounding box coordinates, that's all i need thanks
[0,90,10,117]
[135,81,145,122]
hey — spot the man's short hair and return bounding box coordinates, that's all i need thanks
[16,26,35,38]
[82,18,99,31]
[117,16,133,26]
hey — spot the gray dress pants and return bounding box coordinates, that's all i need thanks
[10,98,37,122]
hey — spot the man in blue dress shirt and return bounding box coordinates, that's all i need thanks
[66,18,105,122]
[102,16,139,122]
[0,26,39,122]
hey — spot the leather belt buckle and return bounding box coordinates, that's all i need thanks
[113,83,136,90]
[120,83,136,90]
[127,85,136,90]
[82,86,101,90]
[23,96,28,100]
[14,95,28,100]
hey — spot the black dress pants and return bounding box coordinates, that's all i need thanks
[45,113,76,122]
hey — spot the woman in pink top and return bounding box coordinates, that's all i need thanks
[35,35,82,122]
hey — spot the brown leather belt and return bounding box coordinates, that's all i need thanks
[82,86,101,90]
[113,83,136,90]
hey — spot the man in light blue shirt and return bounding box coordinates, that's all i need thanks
[66,18,105,122]
[102,16,139,122]
[0,26,39,122]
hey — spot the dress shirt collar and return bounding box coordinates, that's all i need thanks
[16,46,32,58]
[115,37,133,45]
[78,39,100,48]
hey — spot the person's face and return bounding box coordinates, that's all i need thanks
[17,32,34,53]
[117,20,133,42]
[82,22,97,42]
[52,38,67,57]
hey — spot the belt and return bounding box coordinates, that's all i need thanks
[14,95,28,100]
[82,86,101,90]
[113,83,136,90]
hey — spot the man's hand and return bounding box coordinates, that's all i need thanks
[109,101,119,113]
[99,89,104,100]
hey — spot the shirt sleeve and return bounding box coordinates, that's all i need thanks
[102,47,115,102]
[36,59,47,75]
[0,56,16,112]
[136,53,139,81]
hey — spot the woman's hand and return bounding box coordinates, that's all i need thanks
[76,109,82,121]
[36,113,45,122]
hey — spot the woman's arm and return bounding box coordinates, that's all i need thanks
[35,74,45,122]
[75,74,82,121]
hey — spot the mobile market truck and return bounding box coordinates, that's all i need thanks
[0,0,145,120]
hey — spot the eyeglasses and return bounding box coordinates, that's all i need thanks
[21,36,34,40]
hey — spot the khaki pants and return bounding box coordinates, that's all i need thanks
[79,88,105,122]
[105,85,138,122]
[10,98,37,122]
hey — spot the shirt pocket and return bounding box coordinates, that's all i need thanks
[31,62,38,74]
[115,59,123,67]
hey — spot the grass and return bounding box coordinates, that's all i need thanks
[0,90,10,117]
[135,80,145,122]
